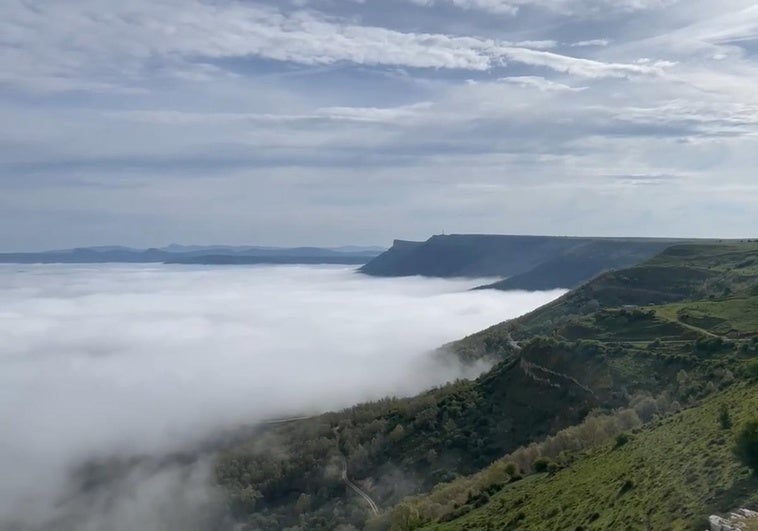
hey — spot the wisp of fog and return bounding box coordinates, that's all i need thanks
[0,264,564,529]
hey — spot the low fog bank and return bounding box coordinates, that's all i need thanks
[5,458,228,531]
[0,264,564,529]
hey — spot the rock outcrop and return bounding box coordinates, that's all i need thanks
[709,508,758,531]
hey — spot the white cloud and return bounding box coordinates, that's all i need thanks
[0,0,669,94]
[0,264,564,528]
[572,39,611,47]
[672,3,758,44]
[408,0,519,15]
[499,75,588,91]
[407,0,678,16]
[493,47,671,77]
[107,102,434,125]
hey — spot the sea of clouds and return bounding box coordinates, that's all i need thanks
[0,264,564,529]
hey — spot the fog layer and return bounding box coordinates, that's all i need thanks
[0,264,564,528]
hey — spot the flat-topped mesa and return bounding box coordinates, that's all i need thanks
[361,233,691,290]
[390,239,424,251]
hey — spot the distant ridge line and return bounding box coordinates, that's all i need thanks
[359,234,735,291]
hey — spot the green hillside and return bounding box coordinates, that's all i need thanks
[417,382,758,531]
[216,242,758,530]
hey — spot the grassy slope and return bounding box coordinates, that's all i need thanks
[425,383,758,531]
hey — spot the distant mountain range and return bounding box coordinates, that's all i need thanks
[360,234,708,290]
[0,245,385,265]
[2,235,717,288]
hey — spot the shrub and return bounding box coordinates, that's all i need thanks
[696,336,725,353]
[534,457,553,473]
[618,478,635,495]
[719,404,732,430]
[745,360,758,381]
[615,433,631,448]
[734,420,758,474]
[503,462,518,477]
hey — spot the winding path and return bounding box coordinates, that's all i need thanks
[333,427,380,516]
[261,419,380,515]
[340,457,380,515]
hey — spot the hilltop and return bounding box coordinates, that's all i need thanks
[213,241,758,530]
[360,234,695,291]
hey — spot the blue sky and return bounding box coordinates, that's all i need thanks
[2,0,758,250]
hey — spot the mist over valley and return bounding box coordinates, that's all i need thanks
[0,264,564,530]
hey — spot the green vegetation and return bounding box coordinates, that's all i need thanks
[419,383,758,531]
[216,242,758,530]
[720,404,733,430]
[735,420,758,475]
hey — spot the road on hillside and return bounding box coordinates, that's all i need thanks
[340,457,380,515]
[260,419,381,516]
[333,427,380,516]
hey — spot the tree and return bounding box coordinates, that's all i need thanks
[719,404,732,430]
[295,493,312,514]
[389,424,406,442]
[534,457,553,473]
[234,486,263,511]
[391,503,420,531]
[734,420,758,474]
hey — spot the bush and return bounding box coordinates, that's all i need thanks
[503,462,518,477]
[696,336,725,353]
[546,461,561,475]
[534,457,553,473]
[618,478,635,495]
[734,420,758,474]
[719,404,732,430]
[745,360,758,381]
[615,433,631,448]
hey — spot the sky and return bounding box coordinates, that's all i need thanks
[0,264,564,529]
[2,0,758,250]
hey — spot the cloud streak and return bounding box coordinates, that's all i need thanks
[0,0,668,94]
[407,0,678,16]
